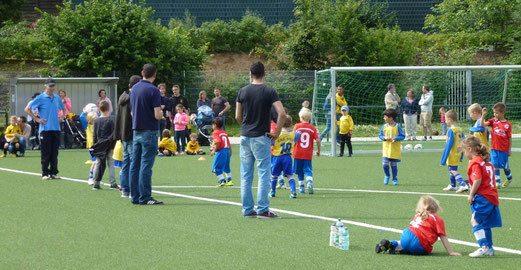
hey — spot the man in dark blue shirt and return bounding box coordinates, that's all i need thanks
[129,63,163,205]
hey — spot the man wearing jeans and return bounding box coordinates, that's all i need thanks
[236,62,286,219]
[129,64,163,205]
[115,75,141,198]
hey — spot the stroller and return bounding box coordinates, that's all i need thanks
[64,114,87,148]
[192,105,214,146]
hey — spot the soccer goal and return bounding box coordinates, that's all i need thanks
[312,65,521,156]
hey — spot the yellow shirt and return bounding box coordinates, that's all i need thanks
[472,120,489,149]
[187,141,200,153]
[335,93,347,114]
[86,123,94,148]
[380,123,404,160]
[159,137,177,153]
[5,124,22,143]
[442,126,464,167]
[112,140,123,162]
[272,131,296,157]
[338,115,354,135]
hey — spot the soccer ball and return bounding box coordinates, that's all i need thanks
[83,103,98,114]
[404,144,413,150]
[414,144,423,150]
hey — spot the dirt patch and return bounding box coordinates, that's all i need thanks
[203,52,275,71]
[474,50,509,65]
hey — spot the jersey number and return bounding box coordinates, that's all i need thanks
[220,134,229,148]
[280,143,292,155]
[485,165,495,188]
[300,133,310,148]
[410,217,422,228]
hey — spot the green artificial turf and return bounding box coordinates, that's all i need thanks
[0,144,520,269]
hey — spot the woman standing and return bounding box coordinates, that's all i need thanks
[400,89,420,141]
[197,90,211,108]
[58,89,72,148]
[97,89,113,115]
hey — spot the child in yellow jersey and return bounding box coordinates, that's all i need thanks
[2,116,22,157]
[186,133,205,155]
[467,103,489,149]
[440,110,468,193]
[113,140,123,168]
[86,111,98,184]
[158,129,177,156]
[337,105,354,157]
[270,115,299,198]
[379,109,405,185]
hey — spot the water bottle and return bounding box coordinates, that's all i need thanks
[341,226,350,251]
[329,222,336,247]
[334,219,343,248]
[338,225,344,249]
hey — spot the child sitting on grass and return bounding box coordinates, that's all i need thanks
[375,195,461,256]
[158,129,177,156]
[186,133,205,155]
[1,116,21,158]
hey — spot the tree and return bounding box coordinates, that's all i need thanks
[38,0,206,85]
[0,0,26,27]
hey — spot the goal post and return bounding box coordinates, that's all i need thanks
[313,65,521,156]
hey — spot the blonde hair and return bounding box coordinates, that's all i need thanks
[190,133,197,139]
[9,116,17,123]
[416,195,442,220]
[459,135,490,162]
[445,110,457,122]
[302,100,310,108]
[86,111,98,124]
[493,102,506,113]
[467,103,482,114]
[158,83,166,90]
[439,107,446,114]
[198,91,207,101]
[176,104,185,111]
[299,108,311,122]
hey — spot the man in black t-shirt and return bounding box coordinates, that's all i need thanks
[169,84,190,141]
[236,61,286,219]
[211,87,231,130]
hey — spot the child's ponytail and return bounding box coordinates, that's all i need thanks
[416,195,441,221]
[477,143,490,163]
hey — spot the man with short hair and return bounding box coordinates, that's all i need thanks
[419,85,434,141]
[24,78,65,180]
[236,61,286,219]
[158,83,171,139]
[129,64,163,205]
[211,87,231,130]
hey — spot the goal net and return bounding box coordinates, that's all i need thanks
[312,66,521,156]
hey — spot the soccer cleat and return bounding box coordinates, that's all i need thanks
[0,154,5,158]
[269,191,275,197]
[141,198,164,205]
[456,185,469,193]
[299,186,305,194]
[217,182,226,187]
[110,184,119,190]
[85,160,93,164]
[257,211,281,219]
[276,182,286,189]
[383,176,390,185]
[244,211,257,218]
[307,183,314,194]
[92,184,101,190]
[11,153,17,158]
[289,192,297,199]
[50,175,61,179]
[392,179,399,186]
[496,182,502,189]
[87,178,94,185]
[501,180,512,188]
[42,175,50,180]
[158,153,165,157]
[469,247,495,257]
[442,185,457,191]
[225,181,234,186]
[375,239,395,254]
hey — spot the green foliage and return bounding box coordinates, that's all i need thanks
[0,21,46,62]
[0,0,26,27]
[357,0,397,28]
[38,0,206,86]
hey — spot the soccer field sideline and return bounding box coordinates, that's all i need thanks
[2,166,521,256]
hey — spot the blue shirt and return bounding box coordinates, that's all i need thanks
[130,80,161,130]
[30,92,64,133]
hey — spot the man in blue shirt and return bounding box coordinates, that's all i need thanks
[129,64,163,205]
[24,78,65,180]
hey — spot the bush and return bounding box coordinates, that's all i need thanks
[0,21,46,62]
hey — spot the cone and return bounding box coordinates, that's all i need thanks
[198,157,206,161]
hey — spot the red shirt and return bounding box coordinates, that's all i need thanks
[487,118,511,152]
[270,121,277,154]
[440,113,446,123]
[467,155,499,206]
[293,123,318,160]
[408,213,446,254]
[212,129,230,151]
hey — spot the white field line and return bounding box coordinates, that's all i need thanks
[1,167,520,255]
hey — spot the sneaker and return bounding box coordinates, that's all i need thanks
[42,175,50,180]
[121,192,130,198]
[383,176,390,185]
[502,180,512,188]
[469,246,495,257]
[289,192,297,199]
[392,179,399,186]
[257,211,281,219]
[422,137,427,141]
[50,174,61,179]
[244,211,257,218]
[428,136,433,141]
[92,184,101,190]
[158,153,165,157]
[225,181,234,186]
[18,154,24,157]
[348,153,353,157]
[307,183,314,194]
[110,184,119,190]
[337,154,344,157]
[411,137,417,141]
[443,185,457,191]
[375,239,395,254]
[180,151,186,155]
[141,198,164,205]
[11,153,17,158]
[299,186,305,193]
[269,191,275,197]
[175,151,179,155]
[87,178,94,185]
[456,185,469,193]
[276,182,286,189]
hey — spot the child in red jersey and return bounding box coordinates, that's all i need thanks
[376,195,461,256]
[481,103,513,188]
[211,117,232,187]
[460,135,502,257]
[293,108,320,194]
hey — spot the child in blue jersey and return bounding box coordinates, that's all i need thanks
[270,115,299,198]
[440,110,468,193]
[211,117,232,187]
[379,109,405,185]
[468,103,489,149]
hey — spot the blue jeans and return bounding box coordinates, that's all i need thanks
[319,114,332,141]
[218,115,226,131]
[120,140,133,194]
[129,131,158,204]
[240,135,272,215]
[18,137,27,154]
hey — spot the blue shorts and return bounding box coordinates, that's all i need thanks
[383,157,400,163]
[399,228,428,255]
[88,151,96,161]
[448,166,458,171]
[272,155,293,177]
[114,160,123,168]
[491,150,509,169]
[471,194,502,229]
[293,159,312,180]
[212,148,231,175]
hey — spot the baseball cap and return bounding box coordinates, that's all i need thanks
[45,78,56,86]
[341,105,349,111]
